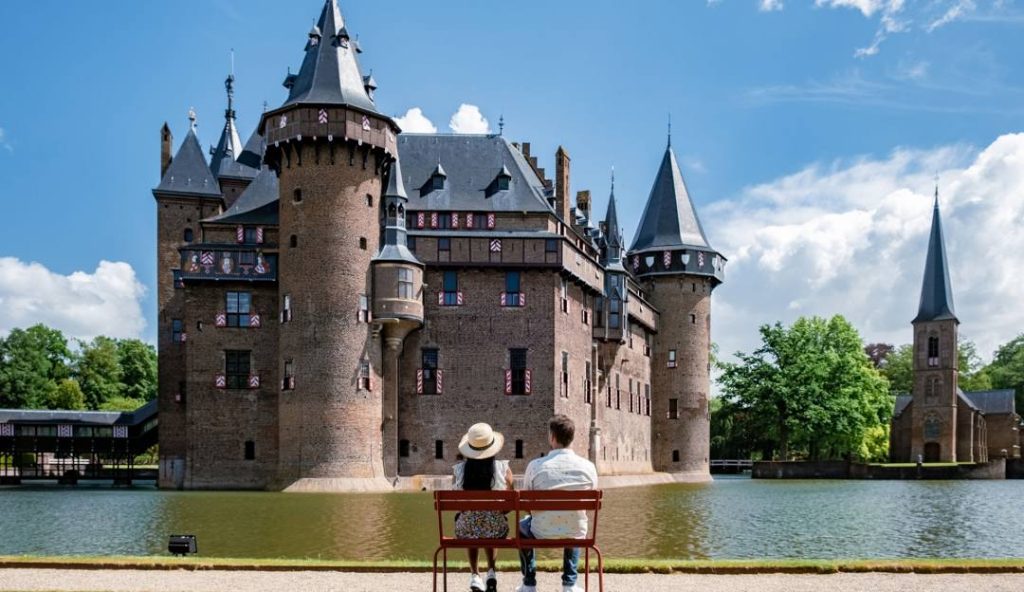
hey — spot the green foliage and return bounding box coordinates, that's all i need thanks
[98,395,146,412]
[76,336,124,409]
[877,340,993,395]
[988,334,1024,411]
[717,315,891,461]
[48,378,86,410]
[115,339,157,402]
[0,324,71,409]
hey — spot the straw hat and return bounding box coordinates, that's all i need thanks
[458,423,505,460]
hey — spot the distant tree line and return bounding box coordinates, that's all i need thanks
[0,324,156,412]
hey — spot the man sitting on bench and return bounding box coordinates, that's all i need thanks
[516,415,599,592]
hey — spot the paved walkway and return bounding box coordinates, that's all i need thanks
[2,569,1024,592]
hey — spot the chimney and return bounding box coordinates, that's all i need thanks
[576,190,591,221]
[160,123,174,177]
[555,147,571,222]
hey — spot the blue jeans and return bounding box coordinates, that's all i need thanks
[518,516,580,587]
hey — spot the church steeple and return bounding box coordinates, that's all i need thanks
[280,0,377,113]
[914,186,958,323]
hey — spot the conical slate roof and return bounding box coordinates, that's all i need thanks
[628,146,711,253]
[914,191,957,323]
[604,174,623,253]
[210,74,258,181]
[154,126,222,198]
[375,156,420,265]
[281,0,377,112]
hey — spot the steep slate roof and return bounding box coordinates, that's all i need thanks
[204,167,279,226]
[281,0,378,113]
[398,134,553,213]
[154,127,222,198]
[210,119,259,181]
[961,389,1017,415]
[375,156,420,265]
[629,145,712,253]
[894,394,912,417]
[236,127,266,170]
[914,191,957,323]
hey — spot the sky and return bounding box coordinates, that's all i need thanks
[0,0,1022,365]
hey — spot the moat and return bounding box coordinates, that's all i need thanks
[3,477,1024,560]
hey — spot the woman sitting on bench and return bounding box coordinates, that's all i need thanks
[453,423,515,592]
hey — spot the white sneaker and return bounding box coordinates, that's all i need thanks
[562,586,584,592]
[514,585,537,592]
[469,572,484,591]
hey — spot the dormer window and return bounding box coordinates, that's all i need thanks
[485,165,513,198]
[363,74,377,101]
[420,163,447,196]
[308,25,321,47]
[337,27,350,48]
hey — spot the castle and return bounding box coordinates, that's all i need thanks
[154,0,725,490]
[890,190,1020,463]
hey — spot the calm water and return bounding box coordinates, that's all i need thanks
[2,477,1023,560]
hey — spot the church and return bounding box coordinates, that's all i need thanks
[154,0,726,490]
[889,191,1020,463]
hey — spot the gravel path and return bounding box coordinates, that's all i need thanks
[2,570,1024,592]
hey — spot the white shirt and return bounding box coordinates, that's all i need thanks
[522,448,598,539]
[452,459,510,491]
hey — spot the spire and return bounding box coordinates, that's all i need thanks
[281,0,377,113]
[209,69,257,181]
[385,154,408,200]
[605,169,622,252]
[629,144,712,253]
[154,112,221,198]
[914,186,957,323]
[375,156,420,265]
[667,113,672,148]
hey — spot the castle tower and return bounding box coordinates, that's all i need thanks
[209,72,259,207]
[371,156,424,478]
[153,111,224,488]
[261,0,400,489]
[627,136,725,481]
[910,188,959,462]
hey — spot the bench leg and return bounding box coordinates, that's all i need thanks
[433,547,441,592]
[443,547,448,592]
[584,547,590,592]
[594,547,604,592]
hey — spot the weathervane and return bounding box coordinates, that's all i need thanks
[498,115,505,136]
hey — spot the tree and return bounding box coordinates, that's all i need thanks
[48,379,86,410]
[98,395,146,412]
[0,325,71,409]
[958,340,993,392]
[864,343,894,368]
[879,340,992,395]
[116,339,157,401]
[989,334,1024,411]
[76,336,123,410]
[718,315,891,461]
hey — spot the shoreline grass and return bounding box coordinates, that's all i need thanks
[3,555,1024,574]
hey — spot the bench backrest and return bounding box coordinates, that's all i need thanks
[433,490,603,544]
[434,489,519,513]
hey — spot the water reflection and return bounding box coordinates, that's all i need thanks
[3,479,1024,560]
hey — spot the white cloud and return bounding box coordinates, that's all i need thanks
[0,258,147,341]
[760,0,784,11]
[394,108,437,134]
[928,0,977,31]
[0,127,11,153]
[448,104,491,134]
[709,133,1024,367]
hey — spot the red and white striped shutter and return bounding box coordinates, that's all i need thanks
[490,239,502,253]
[0,424,13,437]
[113,425,128,438]
[417,212,426,228]
[248,375,260,389]
[215,374,227,389]
[500,292,507,307]
[430,212,439,228]
[525,369,533,394]
[505,369,513,395]
[663,250,672,268]
[180,332,188,343]
[487,213,496,229]
[436,369,444,394]
[437,292,445,306]
[457,292,464,306]
[416,369,424,394]
[519,293,526,307]
[57,425,73,438]
[466,213,474,228]
[250,314,261,328]
[236,226,245,243]
[256,227,265,244]
[451,213,459,229]
[215,312,227,327]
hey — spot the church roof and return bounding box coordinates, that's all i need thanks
[154,125,222,198]
[280,0,378,113]
[894,394,912,418]
[914,191,957,323]
[397,134,552,213]
[628,145,713,253]
[204,167,279,226]
[961,389,1017,415]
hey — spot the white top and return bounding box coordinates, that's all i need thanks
[452,459,511,491]
[522,448,599,539]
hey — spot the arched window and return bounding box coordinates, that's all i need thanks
[183,228,194,243]
[924,416,941,441]
[925,377,941,403]
[293,188,303,203]
[927,336,940,367]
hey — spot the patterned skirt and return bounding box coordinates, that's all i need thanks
[454,510,510,540]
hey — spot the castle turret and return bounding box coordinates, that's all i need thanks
[910,188,959,462]
[596,171,628,343]
[210,72,258,206]
[627,134,725,481]
[262,0,399,490]
[372,156,424,478]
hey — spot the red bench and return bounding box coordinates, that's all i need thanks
[433,489,604,592]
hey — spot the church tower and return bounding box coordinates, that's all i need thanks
[910,188,959,462]
[627,134,725,481]
[261,0,400,489]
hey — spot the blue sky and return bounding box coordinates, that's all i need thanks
[1,0,1023,360]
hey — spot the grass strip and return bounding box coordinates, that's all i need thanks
[2,556,1024,575]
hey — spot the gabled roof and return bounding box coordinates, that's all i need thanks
[914,191,958,323]
[397,134,553,213]
[961,389,1017,415]
[204,167,279,226]
[629,146,712,253]
[154,127,222,198]
[280,0,378,113]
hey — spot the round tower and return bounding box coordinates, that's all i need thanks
[627,140,725,482]
[261,0,400,489]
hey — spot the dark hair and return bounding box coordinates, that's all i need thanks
[549,415,575,447]
[462,457,497,491]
